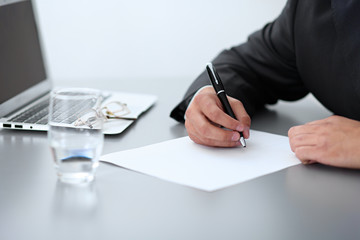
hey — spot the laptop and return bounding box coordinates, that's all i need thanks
[0,0,157,134]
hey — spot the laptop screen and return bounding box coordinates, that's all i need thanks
[0,0,49,116]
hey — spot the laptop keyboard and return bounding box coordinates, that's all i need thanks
[8,96,97,125]
[9,97,50,124]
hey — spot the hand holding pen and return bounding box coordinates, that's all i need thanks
[206,62,247,147]
[184,63,251,147]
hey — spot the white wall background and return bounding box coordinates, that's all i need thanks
[33,0,287,85]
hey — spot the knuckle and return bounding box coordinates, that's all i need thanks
[317,134,328,148]
[295,148,311,162]
[197,123,211,138]
[196,124,205,136]
[289,138,298,152]
[295,134,304,142]
[288,127,295,137]
[188,134,201,145]
[330,115,345,124]
[236,100,244,108]
[229,97,243,105]
[192,94,203,105]
[201,86,214,94]
[326,115,342,125]
[294,148,303,159]
[241,115,251,125]
[185,108,193,120]
[207,107,221,120]
[193,91,213,106]
[289,143,295,152]
[329,115,339,121]
[204,99,215,109]
[184,119,191,129]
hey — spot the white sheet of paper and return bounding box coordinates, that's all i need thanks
[100,130,300,191]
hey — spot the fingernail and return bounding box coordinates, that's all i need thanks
[232,132,240,141]
[302,160,314,165]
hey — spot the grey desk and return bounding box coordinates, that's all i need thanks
[1,78,360,240]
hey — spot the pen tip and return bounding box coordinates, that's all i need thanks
[240,137,246,148]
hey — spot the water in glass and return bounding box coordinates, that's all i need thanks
[49,126,103,183]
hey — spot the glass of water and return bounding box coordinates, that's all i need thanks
[48,88,104,184]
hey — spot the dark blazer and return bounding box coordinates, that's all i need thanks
[170,0,360,123]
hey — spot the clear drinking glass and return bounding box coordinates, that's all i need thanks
[48,88,104,184]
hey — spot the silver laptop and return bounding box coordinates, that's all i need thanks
[0,0,108,132]
[0,0,153,134]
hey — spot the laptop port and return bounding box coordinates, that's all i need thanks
[14,125,23,129]
[3,124,11,128]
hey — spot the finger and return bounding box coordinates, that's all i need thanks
[202,102,243,133]
[188,131,243,147]
[294,146,321,164]
[187,125,243,148]
[191,89,250,136]
[186,93,241,147]
[288,124,323,138]
[186,89,250,147]
[229,98,251,138]
[185,113,242,147]
[288,133,317,152]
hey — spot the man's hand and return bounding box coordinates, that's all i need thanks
[185,86,251,147]
[288,115,360,169]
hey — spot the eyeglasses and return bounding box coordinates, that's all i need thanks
[101,101,132,119]
[74,101,135,129]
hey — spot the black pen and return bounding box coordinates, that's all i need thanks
[206,62,246,147]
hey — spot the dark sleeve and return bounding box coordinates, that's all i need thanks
[170,0,309,123]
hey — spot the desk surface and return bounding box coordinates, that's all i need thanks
[1,78,360,240]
